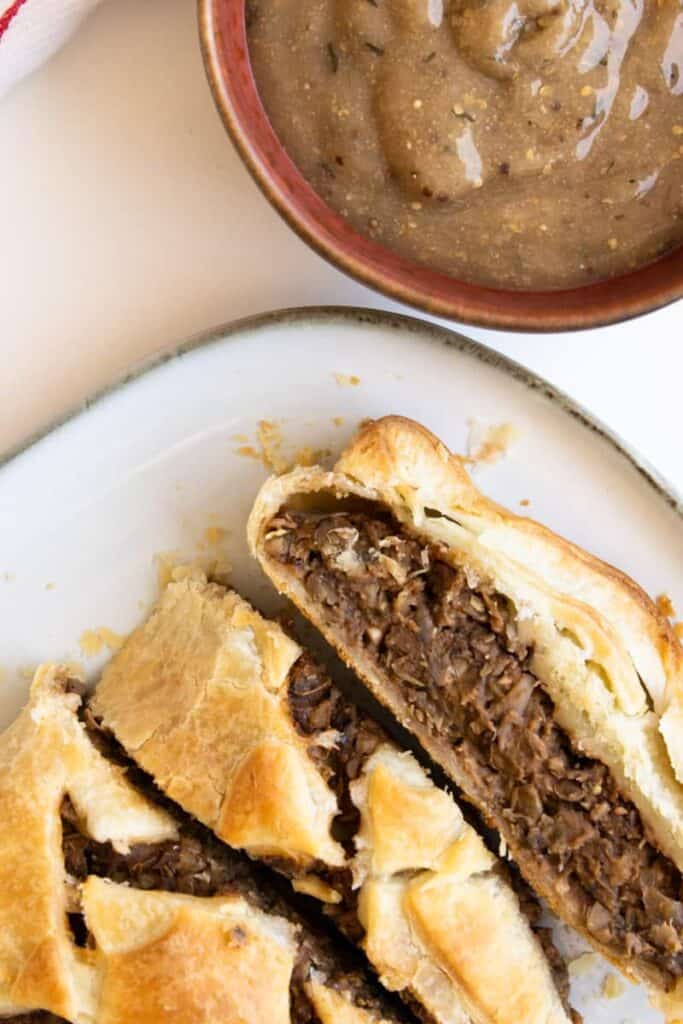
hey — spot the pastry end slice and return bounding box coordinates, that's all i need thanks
[0,663,410,1024]
[0,663,178,1022]
[247,414,683,1017]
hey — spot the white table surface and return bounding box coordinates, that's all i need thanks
[0,0,681,494]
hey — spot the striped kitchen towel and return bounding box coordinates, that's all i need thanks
[0,0,103,99]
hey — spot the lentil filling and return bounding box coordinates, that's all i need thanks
[288,650,385,854]
[264,508,683,989]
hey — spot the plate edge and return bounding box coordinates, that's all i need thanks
[2,305,681,522]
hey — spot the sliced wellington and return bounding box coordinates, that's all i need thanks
[247,414,683,1019]
[0,663,413,1024]
[92,575,576,1024]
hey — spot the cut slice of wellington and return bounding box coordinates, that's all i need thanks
[0,664,414,1024]
[247,415,683,1022]
[91,574,576,1024]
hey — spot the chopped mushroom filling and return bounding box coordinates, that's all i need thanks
[265,508,683,988]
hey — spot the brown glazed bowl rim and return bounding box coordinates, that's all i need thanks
[198,0,683,333]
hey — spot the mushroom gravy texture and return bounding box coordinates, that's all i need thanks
[247,0,683,289]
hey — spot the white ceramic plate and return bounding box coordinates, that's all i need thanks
[1,307,682,1023]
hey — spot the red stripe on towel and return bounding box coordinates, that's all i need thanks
[0,0,29,41]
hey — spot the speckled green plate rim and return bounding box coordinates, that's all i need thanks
[2,306,681,522]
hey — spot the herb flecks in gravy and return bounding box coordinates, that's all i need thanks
[248,0,683,289]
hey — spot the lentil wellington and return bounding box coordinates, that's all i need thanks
[247,0,683,289]
[264,507,683,989]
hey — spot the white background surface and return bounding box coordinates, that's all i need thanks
[0,0,680,491]
[0,8,680,1020]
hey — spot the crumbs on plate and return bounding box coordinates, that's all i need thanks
[155,549,232,593]
[655,594,683,643]
[204,525,227,546]
[234,420,332,474]
[198,525,230,550]
[155,551,180,591]
[256,420,288,473]
[79,628,126,657]
[234,420,289,473]
[657,593,676,618]
[466,419,519,466]
[333,372,361,388]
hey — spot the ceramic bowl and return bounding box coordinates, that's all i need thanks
[198,0,683,332]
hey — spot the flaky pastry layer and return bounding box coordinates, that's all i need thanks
[247,414,683,1017]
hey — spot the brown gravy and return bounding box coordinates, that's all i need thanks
[247,0,683,290]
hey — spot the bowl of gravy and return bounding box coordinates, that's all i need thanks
[199,0,683,330]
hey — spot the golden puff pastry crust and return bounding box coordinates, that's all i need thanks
[247,414,683,1015]
[81,879,297,1024]
[352,747,572,1024]
[92,578,574,1024]
[0,663,412,1024]
[91,578,344,870]
[79,876,399,1024]
[0,664,177,1021]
